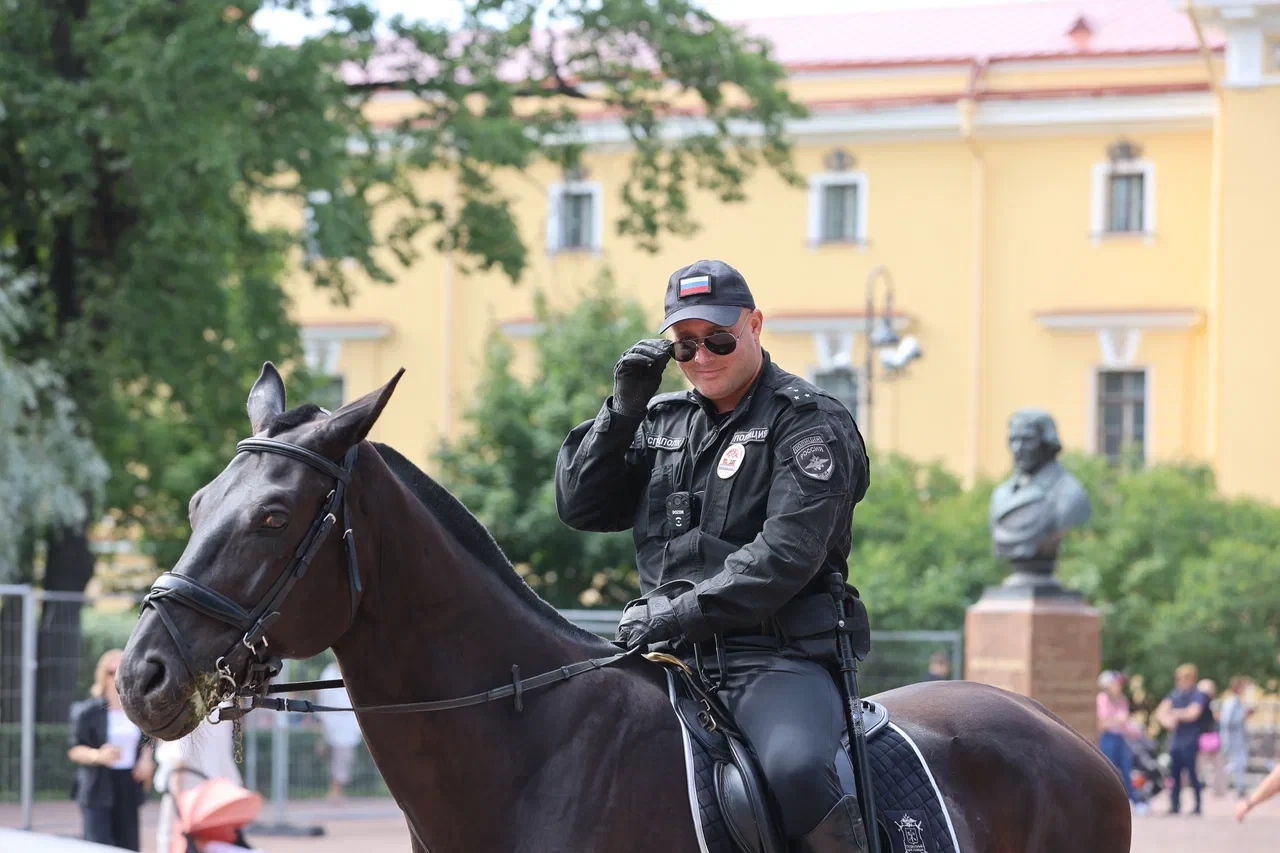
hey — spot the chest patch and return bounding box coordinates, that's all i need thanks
[791,434,834,481]
[717,443,747,479]
[730,427,770,444]
[646,434,687,451]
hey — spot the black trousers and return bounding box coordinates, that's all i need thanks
[82,768,141,851]
[687,641,849,839]
[1168,741,1202,814]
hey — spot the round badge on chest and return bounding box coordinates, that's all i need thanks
[717,443,746,479]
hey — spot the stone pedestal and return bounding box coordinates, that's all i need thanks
[964,579,1101,743]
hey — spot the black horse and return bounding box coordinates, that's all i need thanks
[116,364,1131,853]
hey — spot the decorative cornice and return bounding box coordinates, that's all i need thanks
[301,322,393,341]
[1035,308,1203,330]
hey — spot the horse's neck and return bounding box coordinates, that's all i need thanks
[329,470,604,847]
[333,476,594,698]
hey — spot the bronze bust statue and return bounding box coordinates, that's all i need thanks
[988,408,1091,592]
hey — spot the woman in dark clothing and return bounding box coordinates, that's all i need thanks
[67,648,155,850]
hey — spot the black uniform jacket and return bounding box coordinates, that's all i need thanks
[555,351,869,645]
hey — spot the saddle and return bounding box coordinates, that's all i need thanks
[649,652,889,853]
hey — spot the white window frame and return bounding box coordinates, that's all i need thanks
[1090,159,1155,245]
[807,172,869,249]
[811,364,862,421]
[546,180,604,255]
[1088,364,1152,466]
[303,190,331,261]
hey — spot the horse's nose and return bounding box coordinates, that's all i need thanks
[138,652,171,699]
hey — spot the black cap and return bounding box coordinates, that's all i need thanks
[659,259,756,333]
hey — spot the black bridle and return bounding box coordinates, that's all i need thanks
[141,437,363,718]
[141,434,636,725]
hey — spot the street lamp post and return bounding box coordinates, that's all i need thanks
[863,265,920,447]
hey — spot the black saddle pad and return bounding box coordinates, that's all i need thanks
[866,723,960,853]
[667,668,960,853]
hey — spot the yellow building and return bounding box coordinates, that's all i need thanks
[282,0,1280,504]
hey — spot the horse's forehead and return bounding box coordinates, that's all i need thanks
[208,441,316,500]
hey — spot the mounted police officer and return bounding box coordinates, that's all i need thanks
[555,259,871,853]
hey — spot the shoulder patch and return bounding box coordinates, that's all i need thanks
[647,391,694,410]
[775,384,819,411]
[791,433,834,481]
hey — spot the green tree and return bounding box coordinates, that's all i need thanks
[437,270,686,608]
[0,0,804,720]
[848,453,1004,632]
[0,260,108,584]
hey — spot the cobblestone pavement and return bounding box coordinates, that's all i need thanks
[4,786,1278,851]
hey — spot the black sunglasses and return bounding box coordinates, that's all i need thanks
[671,317,748,363]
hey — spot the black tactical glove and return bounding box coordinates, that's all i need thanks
[615,595,683,649]
[612,339,673,417]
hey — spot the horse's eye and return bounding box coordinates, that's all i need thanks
[261,511,288,530]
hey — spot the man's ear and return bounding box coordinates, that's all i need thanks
[310,368,406,459]
[247,362,287,435]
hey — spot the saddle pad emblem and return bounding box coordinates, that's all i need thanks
[888,811,932,853]
[717,443,746,479]
[791,435,833,481]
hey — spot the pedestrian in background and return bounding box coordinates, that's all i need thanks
[1155,663,1208,816]
[1096,671,1145,813]
[154,719,242,853]
[66,649,155,850]
[1219,676,1254,801]
[923,651,951,682]
[1195,678,1225,798]
[316,659,363,802]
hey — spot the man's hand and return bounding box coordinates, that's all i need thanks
[612,339,673,416]
[615,595,683,649]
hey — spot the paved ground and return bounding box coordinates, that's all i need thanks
[4,786,1278,851]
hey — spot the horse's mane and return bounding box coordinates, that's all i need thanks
[369,440,608,649]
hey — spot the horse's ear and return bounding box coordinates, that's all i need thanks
[248,362,287,435]
[311,368,406,458]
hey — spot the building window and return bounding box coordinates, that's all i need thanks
[821,183,860,242]
[303,190,331,261]
[814,366,859,421]
[560,190,594,250]
[1096,369,1146,465]
[1091,160,1155,242]
[310,375,345,413]
[808,173,868,247]
[1106,173,1144,234]
[547,181,603,255]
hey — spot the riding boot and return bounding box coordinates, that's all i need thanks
[794,794,869,853]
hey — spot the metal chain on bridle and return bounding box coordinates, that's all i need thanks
[140,436,639,760]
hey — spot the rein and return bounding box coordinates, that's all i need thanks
[226,647,643,719]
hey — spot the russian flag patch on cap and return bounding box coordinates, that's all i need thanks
[679,274,712,297]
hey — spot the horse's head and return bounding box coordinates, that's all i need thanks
[117,362,403,740]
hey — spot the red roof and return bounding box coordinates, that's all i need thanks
[347,0,1224,89]
[730,0,1224,68]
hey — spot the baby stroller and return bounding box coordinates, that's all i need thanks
[1129,734,1167,804]
[168,768,265,853]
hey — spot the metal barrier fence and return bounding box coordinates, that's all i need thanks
[7,585,1280,835]
[1,590,964,832]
